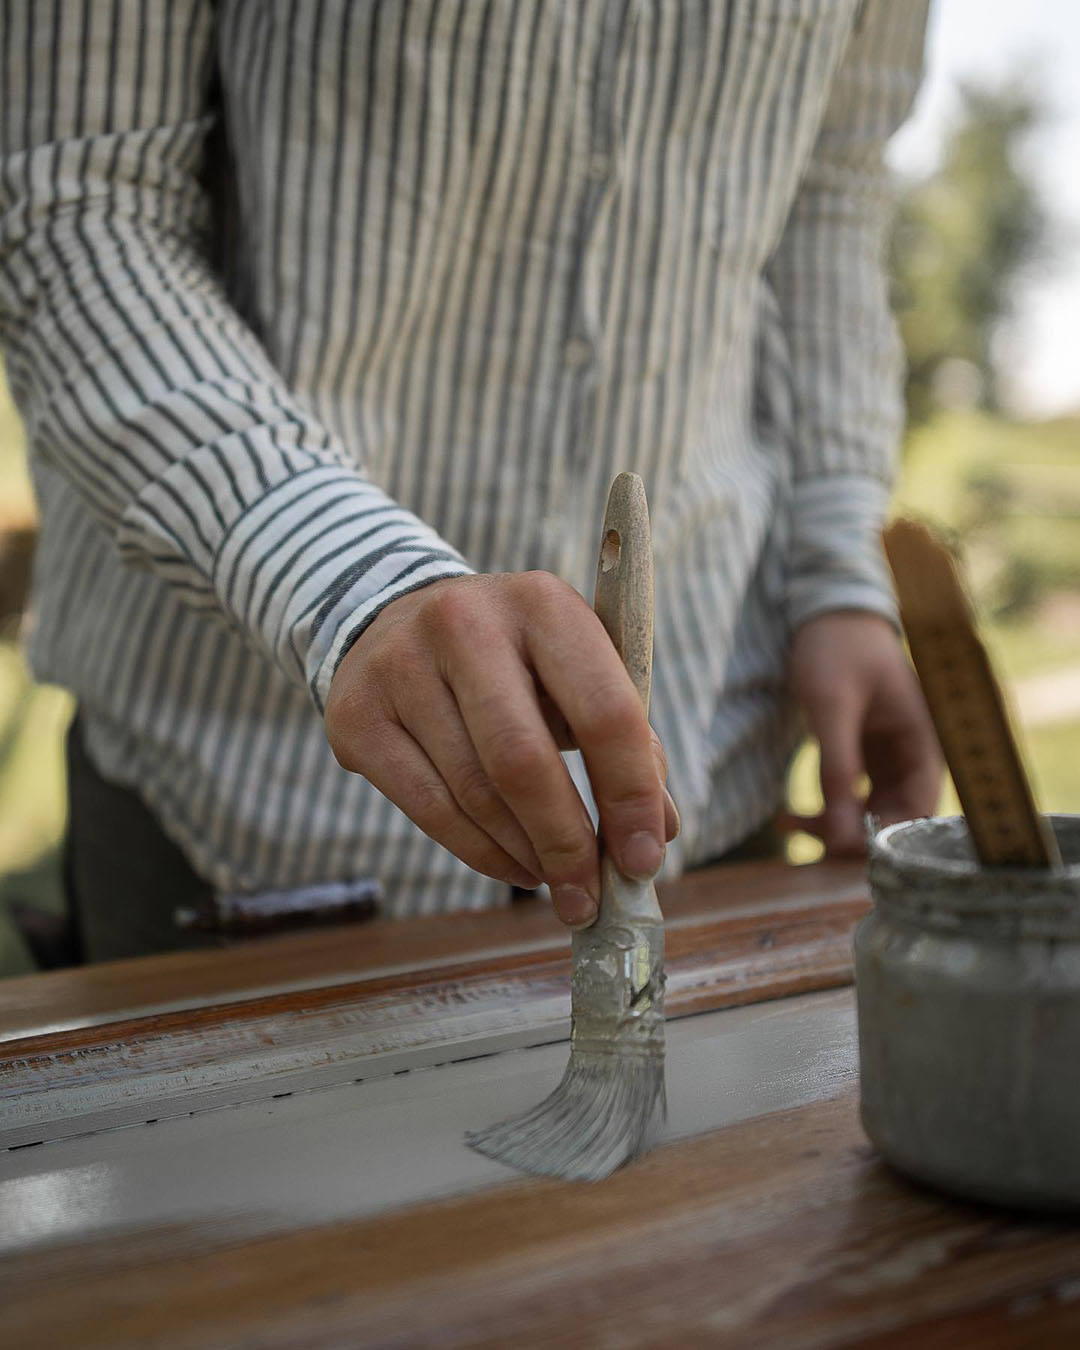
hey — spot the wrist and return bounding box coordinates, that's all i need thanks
[793,608,899,641]
[784,474,897,632]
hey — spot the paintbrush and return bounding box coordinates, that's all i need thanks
[466,471,667,1181]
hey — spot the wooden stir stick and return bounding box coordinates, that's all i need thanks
[883,517,1061,869]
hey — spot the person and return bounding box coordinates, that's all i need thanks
[0,0,941,961]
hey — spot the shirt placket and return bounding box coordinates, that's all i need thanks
[551,0,636,584]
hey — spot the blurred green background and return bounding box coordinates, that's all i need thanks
[1,75,1078,973]
[789,75,1080,857]
[0,372,73,975]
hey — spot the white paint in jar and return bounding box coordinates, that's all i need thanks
[856,814,1080,1211]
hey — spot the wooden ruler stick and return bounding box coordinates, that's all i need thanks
[883,518,1060,869]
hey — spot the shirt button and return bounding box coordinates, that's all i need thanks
[587,151,610,182]
[564,337,592,368]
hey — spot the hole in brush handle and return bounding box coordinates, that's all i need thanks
[600,529,621,573]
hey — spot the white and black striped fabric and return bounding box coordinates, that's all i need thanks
[0,0,927,915]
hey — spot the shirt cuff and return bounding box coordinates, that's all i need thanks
[784,473,898,632]
[119,443,473,709]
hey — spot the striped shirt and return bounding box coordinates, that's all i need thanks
[0,0,927,917]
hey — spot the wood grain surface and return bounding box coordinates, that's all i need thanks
[0,859,866,1041]
[4,1087,1078,1349]
[0,867,869,1146]
[3,860,1076,1348]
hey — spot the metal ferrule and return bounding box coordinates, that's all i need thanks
[569,859,666,1058]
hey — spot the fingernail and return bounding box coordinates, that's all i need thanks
[620,830,664,880]
[553,885,598,928]
[664,789,681,839]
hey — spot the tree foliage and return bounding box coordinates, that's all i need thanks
[891,82,1049,426]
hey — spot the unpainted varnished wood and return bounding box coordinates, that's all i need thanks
[0,886,868,1146]
[1,885,865,1062]
[4,1088,1078,1349]
[0,858,866,1041]
[857,1294,1080,1350]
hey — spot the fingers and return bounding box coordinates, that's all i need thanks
[326,572,671,928]
[351,722,544,890]
[523,587,666,882]
[813,694,868,856]
[536,691,575,750]
[866,747,942,827]
[865,669,944,826]
[449,628,604,926]
[663,789,680,843]
[398,680,543,882]
[542,703,679,841]
[787,612,946,856]
[650,727,680,842]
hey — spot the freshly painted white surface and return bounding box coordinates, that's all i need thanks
[0,990,857,1255]
[0,973,574,1149]
[1,886,863,1150]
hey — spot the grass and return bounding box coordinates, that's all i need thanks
[895,411,1080,622]
[1023,718,1080,815]
[0,371,72,975]
[983,614,1080,680]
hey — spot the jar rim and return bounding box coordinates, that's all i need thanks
[875,814,1079,879]
[869,815,1080,933]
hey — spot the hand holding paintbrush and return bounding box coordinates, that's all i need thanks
[467,472,667,1181]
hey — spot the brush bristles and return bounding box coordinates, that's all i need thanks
[469,870,666,1181]
[466,1050,666,1182]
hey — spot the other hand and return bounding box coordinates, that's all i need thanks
[324,573,679,926]
[782,610,943,856]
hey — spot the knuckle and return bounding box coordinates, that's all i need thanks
[538,827,595,878]
[603,778,661,815]
[324,692,368,767]
[328,741,355,774]
[820,766,858,795]
[805,677,855,709]
[520,569,566,598]
[520,570,581,620]
[406,774,458,834]
[328,734,358,774]
[484,725,549,794]
[466,843,531,887]
[453,761,501,821]
[577,680,641,742]
[425,582,472,633]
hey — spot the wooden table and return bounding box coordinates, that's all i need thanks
[1,860,1078,1348]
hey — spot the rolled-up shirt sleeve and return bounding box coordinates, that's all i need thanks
[765,0,930,631]
[0,0,471,709]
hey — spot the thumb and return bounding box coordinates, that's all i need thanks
[813,695,866,857]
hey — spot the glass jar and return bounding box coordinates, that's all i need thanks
[856,814,1080,1211]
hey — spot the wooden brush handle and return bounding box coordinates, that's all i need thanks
[593,472,654,715]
